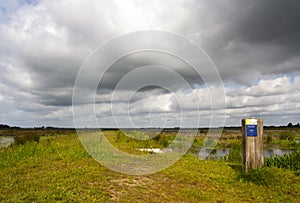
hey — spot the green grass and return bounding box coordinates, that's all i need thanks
[0,131,299,202]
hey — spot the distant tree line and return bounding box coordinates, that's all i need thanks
[0,124,72,130]
[287,122,300,127]
[0,124,20,130]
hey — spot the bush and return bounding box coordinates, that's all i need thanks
[162,139,169,147]
[266,135,272,144]
[223,142,242,163]
[14,134,41,145]
[199,129,208,134]
[279,131,295,141]
[265,149,300,171]
[153,133,161,141]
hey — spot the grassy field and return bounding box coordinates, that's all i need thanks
[0,129,299,202]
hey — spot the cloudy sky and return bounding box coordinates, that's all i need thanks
[0,0,300,128]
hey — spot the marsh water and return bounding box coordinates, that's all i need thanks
[190,147,294,160]
[0,137,14,148]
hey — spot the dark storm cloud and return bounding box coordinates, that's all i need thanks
[96,51,203,91]
[224,0,300,52]
[189,0,300,82]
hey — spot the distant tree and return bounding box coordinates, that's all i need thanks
[0,124,10,129]
[287,122,293,127]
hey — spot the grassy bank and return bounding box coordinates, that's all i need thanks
[0,131,299,202]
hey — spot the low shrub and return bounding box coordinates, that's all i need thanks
[14,134,41,145]
[279,131,295,141]
[266,135,272,144]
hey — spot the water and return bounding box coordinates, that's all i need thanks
[139,148,164,153]
[264,149,294,158]
[138,147,294,159]
[0,137,14,148]
[196,148,230,160]
[191,147,294,160]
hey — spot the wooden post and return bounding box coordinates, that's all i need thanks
[242,118,264,172]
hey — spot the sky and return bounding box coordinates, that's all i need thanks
[0,0,300,128]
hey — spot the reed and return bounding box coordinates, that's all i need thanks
[265,149,300,171]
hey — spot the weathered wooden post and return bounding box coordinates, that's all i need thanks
[242,118,264,172]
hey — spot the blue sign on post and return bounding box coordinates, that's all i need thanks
[246,119,257,137]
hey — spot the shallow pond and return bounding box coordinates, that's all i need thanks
[192,147,294,160]
[137,146,294,160]
[0,137,14,148]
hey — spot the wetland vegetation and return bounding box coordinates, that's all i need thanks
[0,127,299,202]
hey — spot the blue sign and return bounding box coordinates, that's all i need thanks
[246,124,257,136]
